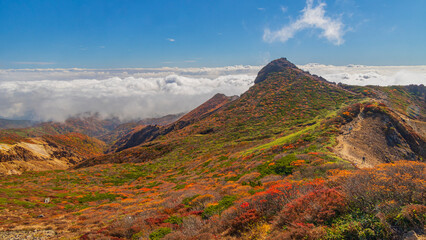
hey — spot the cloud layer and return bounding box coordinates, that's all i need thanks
[264,0,345,45]
[0,64,425,122]
[299,64,426,86]
[0,67,259,121]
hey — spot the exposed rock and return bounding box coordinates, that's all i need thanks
[0,138,86,175]
[403,230,419,240]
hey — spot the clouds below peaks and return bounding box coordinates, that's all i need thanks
[300,64,426,86]
[0,64,425,122]
[264,0,345,45]
[0,67,258,121]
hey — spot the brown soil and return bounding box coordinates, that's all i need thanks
[0,138,83,175]
[334,112,420,168]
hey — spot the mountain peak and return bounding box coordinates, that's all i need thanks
[254,58,299,84]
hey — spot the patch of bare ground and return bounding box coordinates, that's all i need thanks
[0,229,55,240]
[0,138,82,175]
[334,112,420,168]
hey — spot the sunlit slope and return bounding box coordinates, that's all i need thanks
[0,58,425,239]
[80,58,360,167]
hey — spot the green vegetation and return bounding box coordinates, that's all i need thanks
[202,195,237,219]
[0,61,424,239]
[149,227,172,240]
[258,154,297,176]
[182,194,200,206]
[325,213,391,240]
[164,215,183,225]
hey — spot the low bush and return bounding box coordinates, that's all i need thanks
[149,227,172,240]
[276,188,346,227]
[257,154,297,176]
[391,204,426,233]
[325,213,391,240]
[202,195,236,219]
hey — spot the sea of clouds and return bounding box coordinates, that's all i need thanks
[0,64,425,122]
[300,64,426,86]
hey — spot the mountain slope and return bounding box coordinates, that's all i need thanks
[0,58,424,239]
[105,93,238,154]
[0,113,184,174]
[334,102,425,167]
[98,112,184,146]
[94,59,425,170]
[0,133,105,174]
[0,118,33,130]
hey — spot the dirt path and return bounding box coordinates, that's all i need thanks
[334,114,375,168]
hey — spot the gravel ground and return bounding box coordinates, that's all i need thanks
[0,230,55,240]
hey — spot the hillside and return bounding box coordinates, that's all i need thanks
[0,58,424,239]
[0,118,33,130]
[99,113,184,146]
[79,58,360,167]
[0,114,119,145]
[103,93,237,155]
[0,112,184,175]
[0,133,105,175]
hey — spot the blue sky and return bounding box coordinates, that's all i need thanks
[0,0,425,68]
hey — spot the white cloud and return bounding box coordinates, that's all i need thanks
[299,63,426,86]
[0,66,260,121]
[0,66,261,82]
[264,0,345,45]
[166,38,175,42]
[0,64,424,122]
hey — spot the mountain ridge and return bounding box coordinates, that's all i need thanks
[77,58,361,167]
[0,58,425,240]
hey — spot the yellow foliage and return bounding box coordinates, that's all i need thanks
[241,222,271,240]
[191,194,215,209]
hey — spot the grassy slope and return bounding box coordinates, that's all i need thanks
[0,68,424,239]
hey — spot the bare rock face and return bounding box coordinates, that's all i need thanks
[334,107,426,168]
[0,138,86,175]
[403,230,419,240]
[254,58,298,84]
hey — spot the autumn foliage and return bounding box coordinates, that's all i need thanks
[0,60,424,239]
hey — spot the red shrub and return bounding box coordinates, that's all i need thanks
[277,188,346,227]
[145,214,170,227]
[229,209,260,235]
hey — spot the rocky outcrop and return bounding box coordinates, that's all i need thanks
[0,137,92,175]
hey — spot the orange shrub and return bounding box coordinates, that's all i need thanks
[341,161,425,212]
